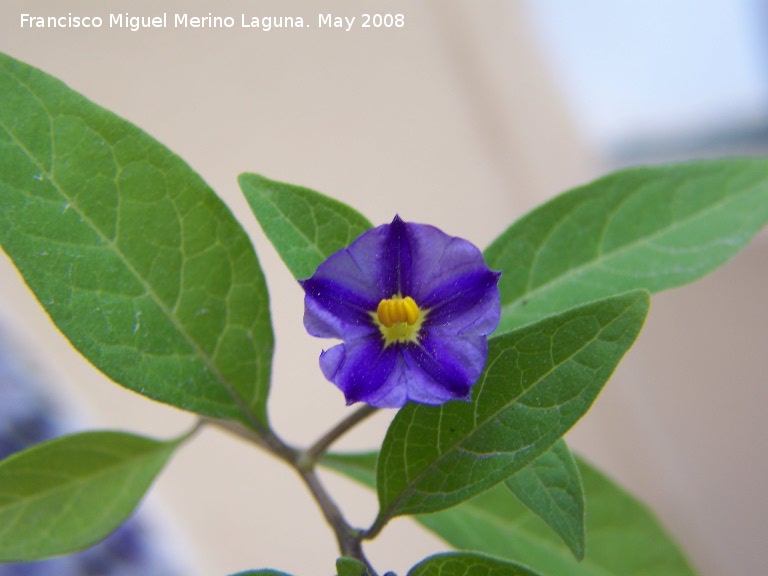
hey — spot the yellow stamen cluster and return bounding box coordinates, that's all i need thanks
[373,295,425,346]
[377,296,420,327]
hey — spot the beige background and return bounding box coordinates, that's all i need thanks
[1,1,766,574]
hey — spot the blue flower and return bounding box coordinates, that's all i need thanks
[300,216,501,408]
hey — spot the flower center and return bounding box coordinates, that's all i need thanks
[373,295,425,346]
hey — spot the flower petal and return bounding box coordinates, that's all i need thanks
[301,276,378,340]
[422,268,502,337]
[404,333,487,404]
[301,216,501,408]
[395,225,501,336]
[299,224,394,339]
[319,336,402,407]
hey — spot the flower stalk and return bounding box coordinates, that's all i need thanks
[296,467,379,575]
[209,217,502,575]
[207,409,380,574]
[303,404,378,465]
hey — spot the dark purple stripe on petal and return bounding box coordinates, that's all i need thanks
[301,276,379,340]
[302,277,377,321]
[405,333,486,399]
[423,269,501,333]
[303,293,377,341]
[320,335,399,405]
[381,215,414,297]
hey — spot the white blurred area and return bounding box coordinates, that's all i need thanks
[0,1,766,575]
[526,0,768,162]
[525,2,768,575]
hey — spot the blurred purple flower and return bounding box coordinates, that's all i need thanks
[300,216,501,408]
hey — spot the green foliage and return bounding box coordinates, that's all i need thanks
[239,173,373,280]
[485,159,768,333]
[0,52,274,428]
[420,458,697,576]
[4,49,766,576]
[322,441,586,559]
[374,291,649,524]
[336,556,368,576]
[322,451,379,487]
[322,452,697,576]
[0,431,184,561]
[407,553,542,576]
[505,439,585,559]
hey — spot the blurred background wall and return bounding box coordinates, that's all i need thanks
[0,0,765,574]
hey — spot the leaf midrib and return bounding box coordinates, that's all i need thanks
[326,458,612,576]
[0,69,263,428]
[425,500,615,576]
[250,177,374,278]
[509,467,583,551]
[257,183,327,264]
[0,442,173,540]
[500,177,760,322]
[380,296,637,519]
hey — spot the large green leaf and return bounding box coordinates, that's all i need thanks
[374,291,649,525]
[238,173,373,280]
[323,452,697,576]
[321,441,586,560]
[0,53,273,428]
[485,160,768,333]
[407,553,542,576]
[505,439,585,559]
[0,431,184,561]
[420,458,697,576]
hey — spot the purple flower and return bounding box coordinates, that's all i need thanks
[300,216,501,408]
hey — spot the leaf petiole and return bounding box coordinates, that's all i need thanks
[301,405,378,468]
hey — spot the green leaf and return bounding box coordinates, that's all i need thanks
[322,442,586,559]
[505,439,585,559]
[420,458,697,576]
[323,451,378,488]
[374,290,649,525]
[337,556,368,576]
[0,430,184,561]
[323,452,698,576]
[407,553,542,576]
[485,159,768,333]
[0,53,273,427]
[238,173,373,280]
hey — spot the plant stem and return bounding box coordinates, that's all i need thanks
[362,515,387,543]
[297,467,379,576]
[304,404,378,464]
[205,410,381,574]
[207,418,299,463]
